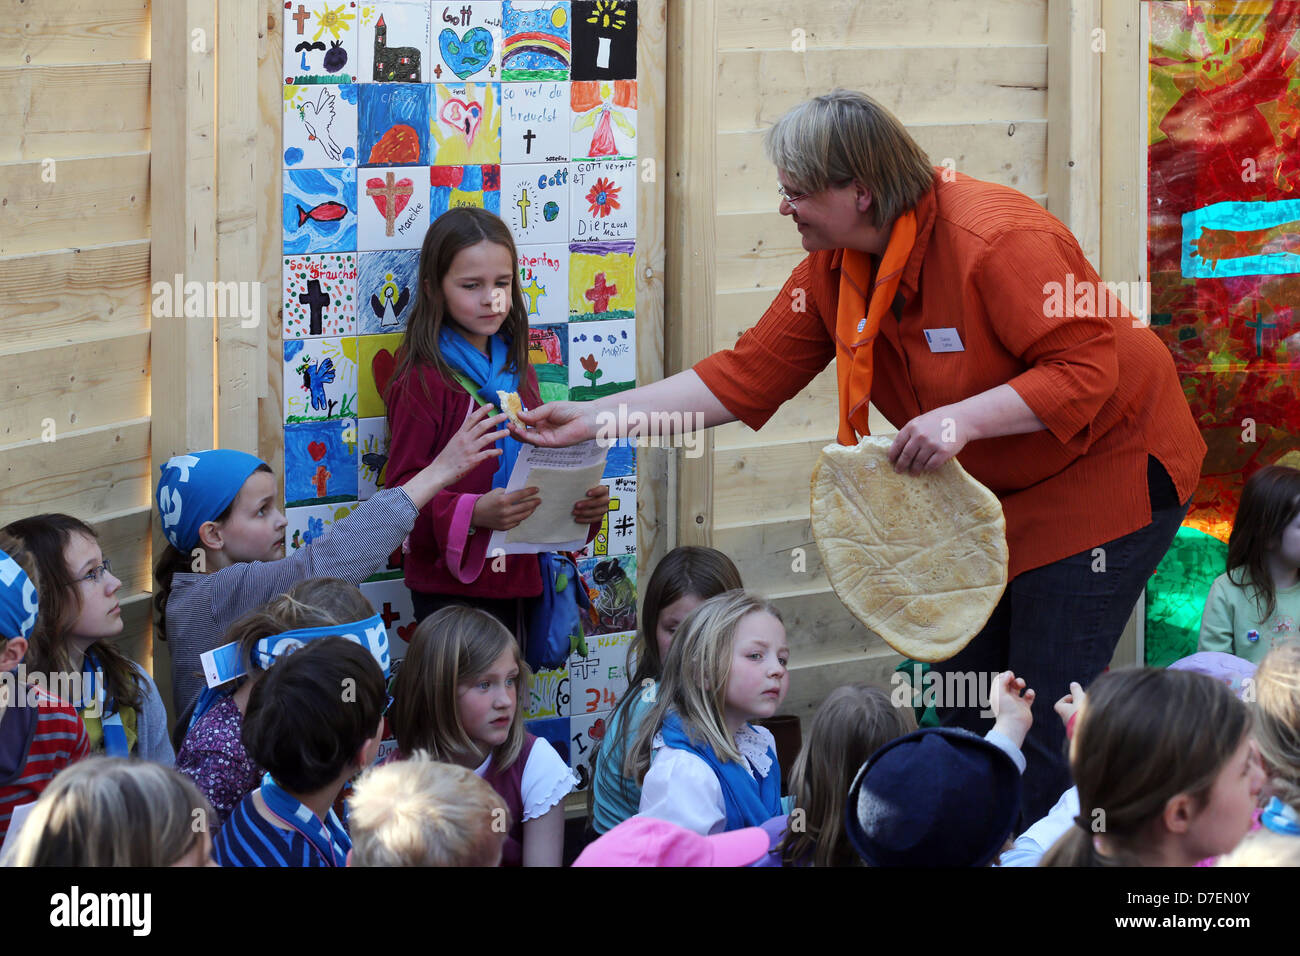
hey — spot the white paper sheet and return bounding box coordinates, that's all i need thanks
[488,439,609,555]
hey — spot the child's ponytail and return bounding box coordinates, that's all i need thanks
[152,545,191,642]
[1040,668,1250,867]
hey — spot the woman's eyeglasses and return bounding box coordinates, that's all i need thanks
[777,184,813,210]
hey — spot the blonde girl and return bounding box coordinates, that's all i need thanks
[590,546,743,834]
[390,606,576,866]
[3,515,171,764]
[1200,464,1300,663]
[1247,641,1300,838]
[1041,668,1264,866]
[4,758,216,867]
[631,590,789,835]
[776,684,915,866]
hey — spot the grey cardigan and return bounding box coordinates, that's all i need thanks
[131,665,175,766]
[164,487,418,719]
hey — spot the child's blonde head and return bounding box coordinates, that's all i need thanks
[781,683,915,867]
[349,751,508,866]
[391,606,527,770]
[1252,641,1300,812]
[4,757,214,867]
[630,590,782,781]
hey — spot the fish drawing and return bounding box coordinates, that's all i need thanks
[297,201,349,227]
[299,88,343,162]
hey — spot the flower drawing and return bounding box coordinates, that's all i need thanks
[580,353,603,387]
[585,178,621,218]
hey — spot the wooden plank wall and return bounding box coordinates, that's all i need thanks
[668,0,1052,719]
[0,0,154,665]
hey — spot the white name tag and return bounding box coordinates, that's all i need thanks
[924,328,964,352]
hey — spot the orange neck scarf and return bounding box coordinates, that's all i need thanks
[834,211,917,445]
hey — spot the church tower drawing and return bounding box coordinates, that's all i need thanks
[373,14,421,82]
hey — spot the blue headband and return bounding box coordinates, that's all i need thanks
[156,450,267,552]
[199,612,390,689]
[0,548,38,643]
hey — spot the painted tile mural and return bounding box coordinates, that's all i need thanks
[1144,1,1300,664]
[281,1,642,765]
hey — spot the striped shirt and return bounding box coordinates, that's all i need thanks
[165,486,418,719]
[212,791,349,868]
[0,685,90,840]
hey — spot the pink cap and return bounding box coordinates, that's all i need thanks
[573,817,772,867]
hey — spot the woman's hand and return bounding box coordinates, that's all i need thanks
[889,406,970,475]
[572,485,610,525]
[404,405,509,508]
[471,486,542,532]
[514,401,597,448]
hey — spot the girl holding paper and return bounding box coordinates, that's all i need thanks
[386,208,609,632]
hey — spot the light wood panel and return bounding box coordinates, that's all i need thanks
[665,0,717,546]
[0,152,150,256]
[0,419,151,525]
[0,0,150,65]
[0,62,150,161]
[713,367,838,448]
[91,505,153,596]
[1047,0,1101,268]
[716,0,1048,51]
[215,0,262,455]
[713,437,826,526]
[716,46,1048,133]
[255,0,285,488]
[0,330,148,443]
[0,240,150,347]
[717,121,1048,213]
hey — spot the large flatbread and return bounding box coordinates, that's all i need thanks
[810,435,1008,662]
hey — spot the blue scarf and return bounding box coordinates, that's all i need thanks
[79,649,130,758]
[260,772,351,867]
[1261,796,1300,837]
[659,711,783,832]
[437,328,522,489]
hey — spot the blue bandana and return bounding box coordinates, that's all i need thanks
[0,547,38,644]
[437,328,522,490]
[156,450,266,551]
[659,711,783,832]
[1261,796,1300,837]
[199,612,391,689]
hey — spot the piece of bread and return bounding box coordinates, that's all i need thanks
[810,435,1008,662]
[496,390,525,429]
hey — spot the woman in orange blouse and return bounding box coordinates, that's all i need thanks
[517,91,1205,825]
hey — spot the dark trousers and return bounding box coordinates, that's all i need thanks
[927,458,1188,828]
[410,590,526,638]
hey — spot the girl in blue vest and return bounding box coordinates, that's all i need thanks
[629,590,789,835]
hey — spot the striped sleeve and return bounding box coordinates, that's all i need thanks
[167,486,420,716]
[213,795,328,867]
[0,692,89,839]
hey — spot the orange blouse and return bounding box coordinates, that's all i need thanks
[694,172,1206,580]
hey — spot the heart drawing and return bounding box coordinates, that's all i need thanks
[371,348,396,404]
[438,27,493,79]
[307,440,327,461]
[365,176,414,220]
[439,97,483,147]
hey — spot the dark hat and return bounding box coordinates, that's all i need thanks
[844,727,1021,867]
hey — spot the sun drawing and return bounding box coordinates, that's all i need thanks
[586,178,621,218]
[313,2,355,42]
[588,1,627,30]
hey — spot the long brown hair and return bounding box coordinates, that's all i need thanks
[390,606,527,771]
[151,463,274,641]
[2,514,143,710]
[1040,668,1251,867]
[1226,464,1300,622]
[779,684,914,867]
[387,207,530,404]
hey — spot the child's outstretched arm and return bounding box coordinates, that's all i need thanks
[401,405,509,508]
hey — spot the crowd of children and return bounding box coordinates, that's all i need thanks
[1,207,1298,867]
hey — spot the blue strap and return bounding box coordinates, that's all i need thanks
[1261,796,1300,837]
[259,773,351,867]
[659,712,783,831]
[81,650,131,758]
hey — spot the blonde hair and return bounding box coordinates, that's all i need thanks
[764,89,935,229]
[4,757,214,867]
[1252,641,1300,812]
[391,606,527,770]
[349,751,509,866]
[628,590,784,783]
[1217,830,1300,867]
[780,684,915,867]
